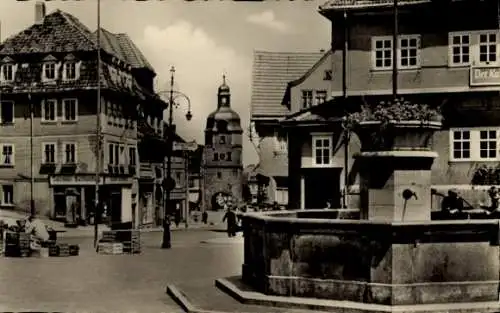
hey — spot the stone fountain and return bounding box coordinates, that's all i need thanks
[215,117,500,312]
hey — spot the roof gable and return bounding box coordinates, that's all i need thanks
[93,29,155,73]
[0,10,97,55]
[251,51,324,120]
[288,50,332,88]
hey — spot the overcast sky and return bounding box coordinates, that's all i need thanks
[0,0,331,166]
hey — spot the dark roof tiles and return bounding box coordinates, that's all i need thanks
[251,51,323,120]
[0,10,96,55]
[0,9,155,74]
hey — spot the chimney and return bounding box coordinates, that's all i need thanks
[35,2,46,25]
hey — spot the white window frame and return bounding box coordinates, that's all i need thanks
[449,128,500,162]
[62,61,79,81]
[41,99,57,122]
[315,90,328,106]
[119,145,126,165]
[311,133,333,167]
[42,62,58,81]
[62,98,78,122]
[448,32,471,67]
[398,35,421,69]
[448,30,500,67]
[63,142,77,164]
[477,31,499,66]
[0,63,16,82]
[108,143,116,165]
[301,90,313,109]
[42,142,57,164]
[0,100,14,124]
[478,129,498,161]
[273,129,288,153]
[371,36,393,70]
[0,144,14,166]
[372,35,421,70]
[1,185,14,205]
[128,146,137,166]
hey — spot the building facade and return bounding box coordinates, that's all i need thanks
[0,3,171,227]
[281,0,500,209]
[203,76,243,211]
[249,51,325,206]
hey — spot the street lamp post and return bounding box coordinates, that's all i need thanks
[161,66,192,249]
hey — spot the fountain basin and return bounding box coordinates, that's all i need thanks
[241,210,500,306]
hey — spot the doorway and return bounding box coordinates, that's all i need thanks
[303,168,342,209]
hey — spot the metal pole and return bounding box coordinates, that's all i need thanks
[342,10,349,209]
[94,0,101,248]
[392,0,399,100]
[161,66,175,249]
[185,150,189,229]
[29,93,35,216]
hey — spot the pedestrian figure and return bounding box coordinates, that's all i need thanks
[174,207,181,228]
[222,207,237,237]
[202,211,208,224]
[324,201,331,209]
[24,214,50,251]
[441,189,464,216]
[488,186,500,212]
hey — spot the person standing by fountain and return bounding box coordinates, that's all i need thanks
[487,186,499,213]
[441,189,464,216]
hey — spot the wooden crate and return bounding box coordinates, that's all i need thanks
[101,231,118,241]
[4,232,31,257]
[49,243,70,257]
[69,245,79,256]
[122,241,141,254]
[98,242,123,255]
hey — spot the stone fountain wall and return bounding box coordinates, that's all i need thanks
[241,211,500,305]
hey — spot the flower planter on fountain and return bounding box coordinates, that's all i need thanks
[219,100,500,312]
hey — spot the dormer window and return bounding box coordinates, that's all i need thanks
[0,57,16,83]
[1,64,15,82]
[43,63,56,80]
[63,62,76,80]
[42,55,59,82]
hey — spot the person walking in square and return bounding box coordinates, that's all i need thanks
[222,205,237,237]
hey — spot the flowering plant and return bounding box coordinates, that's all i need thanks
[342,98,442,130]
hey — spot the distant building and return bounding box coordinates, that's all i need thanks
[250,51,324,207]
[0,2,179,227]
[203,76,243,211]
[187,144,203,212]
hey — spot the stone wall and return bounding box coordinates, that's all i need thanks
[242,211,500,305]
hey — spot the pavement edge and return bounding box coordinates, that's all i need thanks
[166,284,223,313]
[214,277,500,313]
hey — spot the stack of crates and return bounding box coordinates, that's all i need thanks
[118,230,141,254]
[48,242,71,257]
[97,242,123,255]
[99,230,141,254]
[4,232,30,257]
[101,230,118,243]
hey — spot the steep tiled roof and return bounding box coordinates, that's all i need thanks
[251,51,323,120]
[319,0,430,12]
[93,30,155,73]
[0,10,96,55]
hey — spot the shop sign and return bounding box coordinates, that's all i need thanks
[50,175,98,185]
[470,67,500,86]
